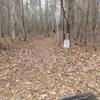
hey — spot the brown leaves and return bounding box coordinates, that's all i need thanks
[0,36,100,100]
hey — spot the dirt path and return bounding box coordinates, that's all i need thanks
[0,36,100,100]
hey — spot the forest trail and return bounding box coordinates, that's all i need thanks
[0,36,100,100]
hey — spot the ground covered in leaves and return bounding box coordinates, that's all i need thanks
[0,36,100,100]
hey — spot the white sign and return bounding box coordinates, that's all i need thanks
[64,39,70,48]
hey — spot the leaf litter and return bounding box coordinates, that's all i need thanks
[0,35,100,100]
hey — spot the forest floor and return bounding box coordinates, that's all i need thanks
[0,35,100,100]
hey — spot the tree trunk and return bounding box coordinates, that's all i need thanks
[9,0,16,40]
